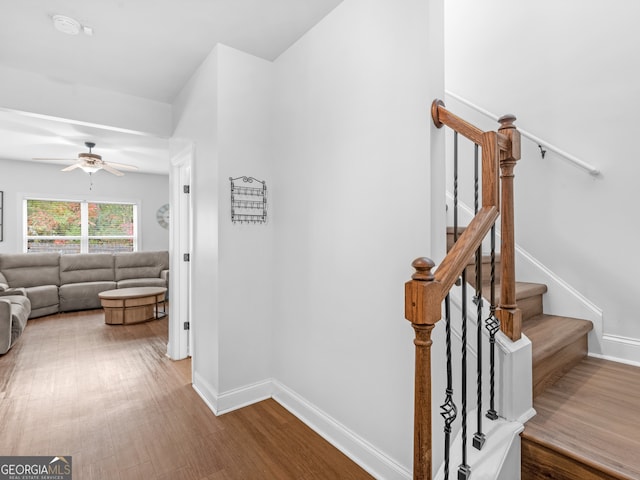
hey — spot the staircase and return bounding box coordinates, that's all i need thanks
[413,100,640,480]
[450,229,640,479]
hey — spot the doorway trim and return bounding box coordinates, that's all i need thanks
[167,141,194,360]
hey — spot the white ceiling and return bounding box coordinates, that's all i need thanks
[0,0,343,175]
[0,109,174,175]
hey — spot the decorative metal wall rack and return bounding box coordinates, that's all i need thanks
[229,176,267,224]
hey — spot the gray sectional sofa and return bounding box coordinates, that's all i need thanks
[0,251,169,354]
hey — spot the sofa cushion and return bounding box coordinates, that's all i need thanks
[0,253,60,288]
[25,285,59,310]
[0,295,31,354]
[114,251,169,281]
[7,296,30,339]
[59,281,117,311]
[117,278,167,290]
[30,304,59,319]
[0,300,10,354]
[60,253,115,284]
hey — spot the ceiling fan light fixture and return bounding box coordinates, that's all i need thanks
[80,164,101,174]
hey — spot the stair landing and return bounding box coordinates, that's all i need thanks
[521,357,640,480]
[523,314,593,397]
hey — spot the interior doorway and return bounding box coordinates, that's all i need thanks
[167,142,193,366]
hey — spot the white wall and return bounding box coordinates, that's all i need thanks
[173,2,448,475]
[173,48,222,397]
[172,44,275,409]
[271,0,438,474]
[217,46,274,394]
[0,158,168,253]
[445,0,640,364]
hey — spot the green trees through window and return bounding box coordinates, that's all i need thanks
[25,199,136,254]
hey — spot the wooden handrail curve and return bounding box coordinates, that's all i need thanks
[404,99,522,479]
[431,99,512,153]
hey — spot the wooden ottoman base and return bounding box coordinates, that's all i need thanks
[99,287,167,325]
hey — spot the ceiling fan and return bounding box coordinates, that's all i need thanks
[34,142,139,176]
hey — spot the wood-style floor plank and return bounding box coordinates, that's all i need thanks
[522,357,640,479]
[0,310,373,479]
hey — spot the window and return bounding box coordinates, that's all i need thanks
[25,199,137,254]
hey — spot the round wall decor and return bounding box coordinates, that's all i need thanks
[156,204,170,229]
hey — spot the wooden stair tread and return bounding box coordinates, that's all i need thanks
[514,282,547,300]
[522,357,640,479]
[464,253,501,265]
[523,314,593,364]
[476,281,547,300]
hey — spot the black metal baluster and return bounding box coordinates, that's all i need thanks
[454,132,459,244]
[473,143,479,217]
[458,268,471,479]
[472,144,486,450]
[485,224,500,420]
[440,295,457,480]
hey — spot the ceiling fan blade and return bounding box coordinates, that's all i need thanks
[105,161,138,171]
[61,163,82,172]
[101,163,125,176]
[33,157,76,161]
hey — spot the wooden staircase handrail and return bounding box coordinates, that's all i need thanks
[429,99,522,341]
[404,100,522,479]
[405,207,499,320]
[434,206,499,295]
[431,99,513,153]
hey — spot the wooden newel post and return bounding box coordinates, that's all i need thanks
[405,257,443,480]
[496,114,522,341]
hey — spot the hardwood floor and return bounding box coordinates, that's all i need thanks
[0,310,373,479]
[521,357,640,480]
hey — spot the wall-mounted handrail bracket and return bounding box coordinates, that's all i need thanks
[432,99,445,129]
[538,144,547,159]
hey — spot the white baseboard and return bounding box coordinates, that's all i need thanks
[191,369,536,479]
[190,374,411,478]
[192,370,220,414]
[216,379,273,415]
[591,334,640,367]
[272,380,411,480]
[192,371,274,415]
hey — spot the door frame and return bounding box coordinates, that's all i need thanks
[167,141,193,360]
